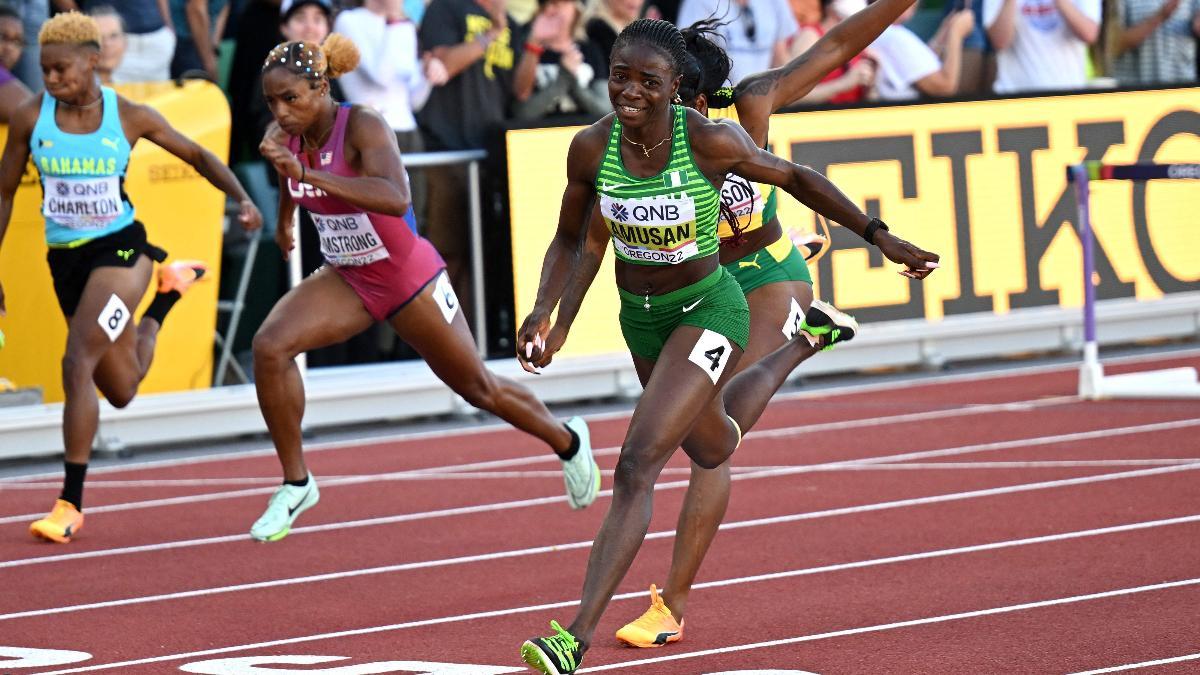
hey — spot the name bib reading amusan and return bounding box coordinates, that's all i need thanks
[601,194,699,264]
[42,176,125,230]
[312,212,390,267]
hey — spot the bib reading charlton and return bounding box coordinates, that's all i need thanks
[30,87,135,246]
[596,105,721,266]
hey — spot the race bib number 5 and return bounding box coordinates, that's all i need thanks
[688,329,732,384]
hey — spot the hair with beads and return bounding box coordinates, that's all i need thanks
[262,33,359,81]
[38,11,101,48]
[678,19,734,109]
[611,18,689,77]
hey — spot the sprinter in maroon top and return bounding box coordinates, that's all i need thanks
[249,35,600,543]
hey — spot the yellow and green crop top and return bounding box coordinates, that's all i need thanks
[708,104,779,240]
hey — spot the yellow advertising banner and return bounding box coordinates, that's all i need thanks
[0,81,229,402]
[508,88,1200,358]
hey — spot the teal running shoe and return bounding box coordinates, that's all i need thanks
[561,416,599,510]
[522,620,584,674]
[249,474,320,542]
[799,299,858,351]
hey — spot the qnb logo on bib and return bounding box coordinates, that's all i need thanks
[312,212,390,267]
[42,176,125,230]
[602,194,699,264]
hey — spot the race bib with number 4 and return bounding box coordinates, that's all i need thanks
[688,329,732,384]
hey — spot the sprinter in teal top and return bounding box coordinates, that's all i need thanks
[31,86,135,247]
[0,12,261,545]
[515,18,940,675]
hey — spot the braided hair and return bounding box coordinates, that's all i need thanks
[680,19,750,246]
[262,34,359,83]
[678,19,734,108]
[611,18,690,77]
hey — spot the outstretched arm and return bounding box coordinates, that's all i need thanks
[697,118,940,278]
[129,99,263,231]
[516,127,605,372]
[733,0,917,142]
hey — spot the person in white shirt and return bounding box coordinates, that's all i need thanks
[983,0,1101,93]
[870,1,974,99]
[334,0,448,224]
[677,0,800,82]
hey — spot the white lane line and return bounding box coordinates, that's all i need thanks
[5,346,1196,485]
[5,458,1195,490]
[576,578,1200,672]
[6,458,1196,490]
[1068,653,1200,674]
[4,466,1198,619]
[32,574,1200,674]
[4,420,1197,569]
[0,394,1078,523]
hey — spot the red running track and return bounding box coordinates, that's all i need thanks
[1,350,1199,675]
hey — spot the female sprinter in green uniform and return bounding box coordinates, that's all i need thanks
[0,12,262,543]
[616,0,931,647]
[516,18,938,674]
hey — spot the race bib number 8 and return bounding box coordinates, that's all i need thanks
[688,329,732,384]
[98,293,130,342]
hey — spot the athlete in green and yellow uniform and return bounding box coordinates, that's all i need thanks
[614,3,940,648]
[514,17,939,675]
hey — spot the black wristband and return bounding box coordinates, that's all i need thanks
[863,217,889,245]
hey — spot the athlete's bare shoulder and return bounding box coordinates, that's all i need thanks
[573,113,614,152]
[7,91,43,134]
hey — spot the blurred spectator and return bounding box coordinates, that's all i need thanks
[65,0,176,81]
[940,0,995,93]
[336,0,444,224]
[0,4,30,124]
[789,0,818,22]
[791,0,875,104]
[514,0,610,119]
[582,0,643,73]
[984,0,1101,92]
[0,3,22,70]
[89,5,127,83]
[8,0,47,88]
[170,0,231,79]
[417,0,536,314]
[678,0,800,82]
[870,2,974,99]
[1112,0,1200,84]
[228,0,284,166]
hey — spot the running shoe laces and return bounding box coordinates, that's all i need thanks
[616,584,684,647]
[522,620,583,674]
[799,299,858,351]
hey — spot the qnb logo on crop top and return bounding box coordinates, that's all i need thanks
[312,212,390,267]
[42,176,124,230]
[601,194,698,264]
